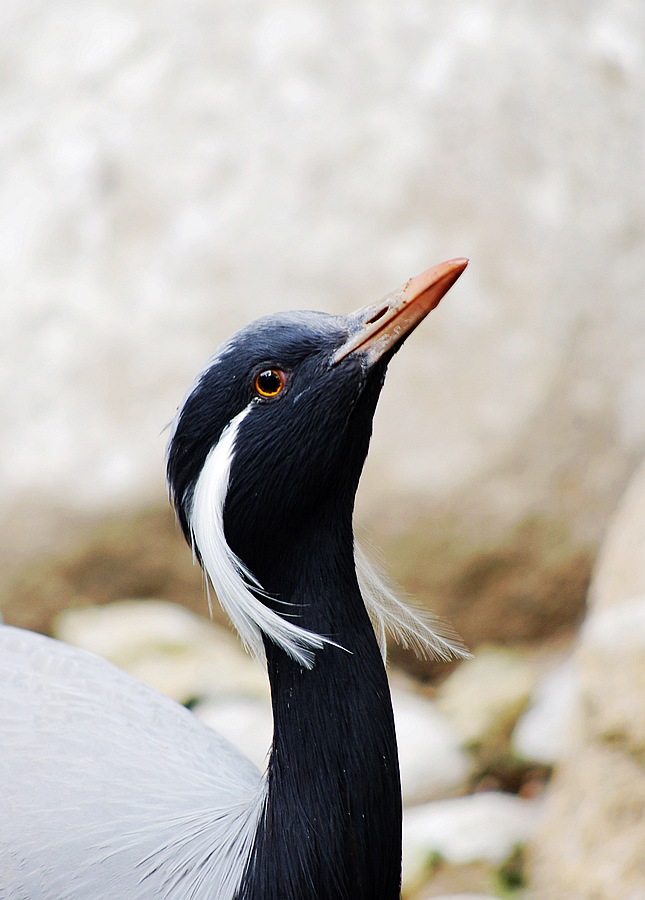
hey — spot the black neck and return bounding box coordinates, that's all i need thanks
[236,524,402,900]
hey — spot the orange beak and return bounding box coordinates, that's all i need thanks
[333,258,468,366]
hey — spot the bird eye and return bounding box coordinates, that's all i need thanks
[254,369,286,398]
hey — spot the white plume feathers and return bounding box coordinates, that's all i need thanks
[189,406,335,669]
[355,540,470,663]
[190,406,467,668]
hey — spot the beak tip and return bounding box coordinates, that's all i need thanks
[444,257,469,276]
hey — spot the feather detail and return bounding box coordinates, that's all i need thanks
[354,540,470,663]
[190,406,337,669]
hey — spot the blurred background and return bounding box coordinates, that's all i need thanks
[2,1,645,897]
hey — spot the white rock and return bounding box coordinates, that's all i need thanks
[436,647,536,746]
[54,599,268,704]
[392,687,470,804]
[512,659,578,765]
[420,895,496,900]
[403,792,542,890]
[194,696,273,773]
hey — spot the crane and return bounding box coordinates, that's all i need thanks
[0,258,468,899]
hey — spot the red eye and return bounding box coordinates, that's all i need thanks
[254,369,286,398]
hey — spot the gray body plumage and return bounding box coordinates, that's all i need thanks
[0,626,263,899]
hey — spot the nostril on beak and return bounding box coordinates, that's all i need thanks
[365,305,389,325]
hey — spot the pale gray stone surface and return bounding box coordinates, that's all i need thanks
[194,696,273,773]
[403,792,542,890]
[2,0,645,567]
[512,658,578,766]
[436,646,536,747]
[420,895,495,900]
[531,458,645,898]
[54,599,269,703]
[421,896,496,900]
[393,686,471,804]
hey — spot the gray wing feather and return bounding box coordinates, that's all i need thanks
[0,626,264,899]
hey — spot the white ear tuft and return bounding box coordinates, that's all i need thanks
[355,539,470,663]
[190,406,335,669]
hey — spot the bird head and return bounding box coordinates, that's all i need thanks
[167,259,467,666]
